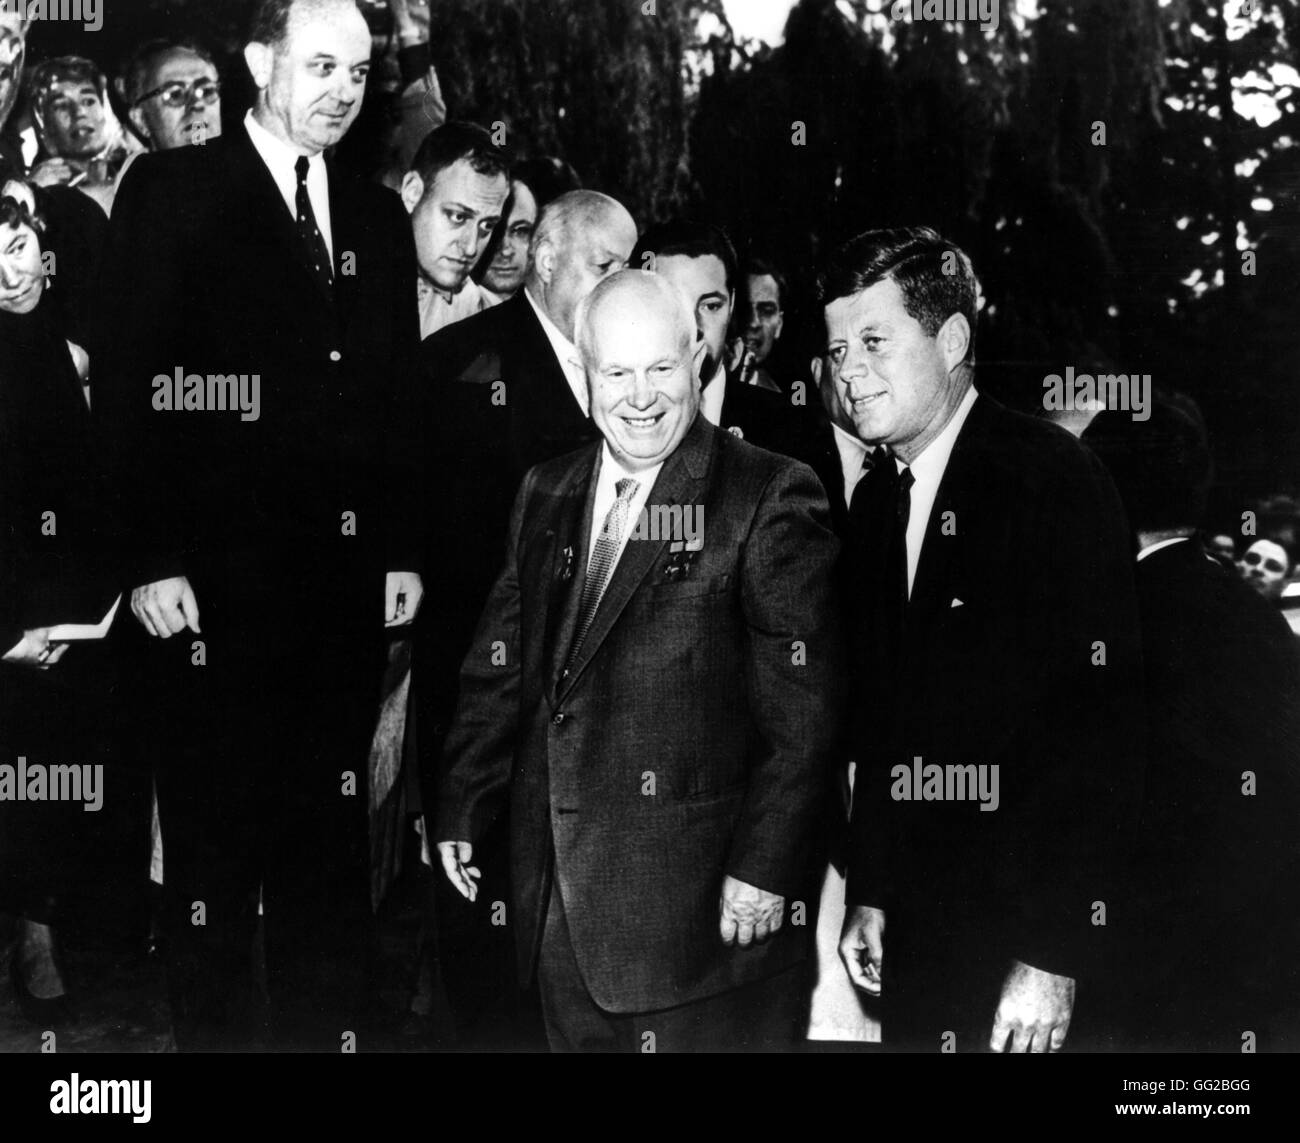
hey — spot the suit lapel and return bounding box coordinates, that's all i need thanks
[908,396,991,630]
[542,450,601,705]
[556,415,714,700]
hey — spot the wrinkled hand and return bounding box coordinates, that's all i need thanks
[385,571,423,627]
[130,577,200,638]
[989,959,1075,1053]
[3,628,70,670]
[436,840,480,901]
[719,874,784,947]
[838,904,884,995]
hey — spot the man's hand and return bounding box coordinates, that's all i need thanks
[436,841,480,901]
[3,628,70,670]
[719,875,784,947]
[839,904,885,995]
[130,577,200,638]
[385,571,424,627]
[989,959,1075,1053]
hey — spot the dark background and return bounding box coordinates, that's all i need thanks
[27,0,1300,529]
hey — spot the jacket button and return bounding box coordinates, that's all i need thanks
[329,350,342,362]
[551,713,566,726]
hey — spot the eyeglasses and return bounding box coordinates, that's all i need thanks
[134,79,221,110]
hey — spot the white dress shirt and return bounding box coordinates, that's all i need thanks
[524,287,588,417]
[587,444,663,576]
[832,422,870,511]
[699,368,728,428]
[1137,536,1191,562]
[243,110,334,262]
[417,276,500,338]
[898,385,979,598]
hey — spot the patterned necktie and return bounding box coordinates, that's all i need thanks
[565,476,640,673]
[295,155,333,297]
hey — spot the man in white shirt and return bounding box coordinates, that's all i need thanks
[830,226,1144,1053]
[98,0,424,1050]
[435,270,842,1050]
[400,120,510,337]
[415,188,636,1045]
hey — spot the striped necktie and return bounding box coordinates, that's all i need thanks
[565,476,639,672]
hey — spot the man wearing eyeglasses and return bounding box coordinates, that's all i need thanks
[121,37,223,153]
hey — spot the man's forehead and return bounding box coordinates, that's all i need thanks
[749,274,780,303]
[657,252,727,294]
[826,278,906,326]
[154,51,218,81]
[430,160,509,206]
[1250,541,1287,561]
[284,3,372,61]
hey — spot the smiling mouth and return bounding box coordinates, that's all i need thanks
[851,391,887,409]
[620,412,665,429]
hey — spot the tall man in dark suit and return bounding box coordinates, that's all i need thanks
[434,270,842,1050]
[415,188,636,1043]
[832,228,1144,1052]
[632,221,815,465]
[1083,396,1300,1051]
[95,0,424,1050]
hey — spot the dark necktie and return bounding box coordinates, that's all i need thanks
[295,155,333,297]
[565,476,639,673]
[848,444,886,518]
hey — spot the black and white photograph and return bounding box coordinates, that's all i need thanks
[0,0,1297,1124]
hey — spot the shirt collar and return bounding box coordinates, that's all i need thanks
[897,384,978,479]
[1137,535,1191,562]
[524,286,579,368]
[244,109,324,173]
[831,420,868,463]
[598,442,663,491]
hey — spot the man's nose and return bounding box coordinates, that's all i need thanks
[628,372,656,409]
[0,260,18,289]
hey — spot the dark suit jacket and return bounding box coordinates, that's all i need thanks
[435,415,844,1013]
[93,127,422,673]
[416,292,600,739]
[1126,539,1300,1048]
[844,395,1144,998]
[714,372,821,471]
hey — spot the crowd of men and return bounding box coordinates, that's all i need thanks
[1,0,1298,1054]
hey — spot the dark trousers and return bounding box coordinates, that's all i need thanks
[150,637,380,1051]
[537,878,808,1052]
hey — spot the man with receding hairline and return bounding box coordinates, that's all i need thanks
[433,269,843,1049]
[96,0,424,1050]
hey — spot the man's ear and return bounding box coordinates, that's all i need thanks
[691,335,709,382]
[399,170,424,215]
[533,238,555,286]
[773,309,784,340]
[938,312,972,372]
[127,105,149,143]
[243,42,273,90]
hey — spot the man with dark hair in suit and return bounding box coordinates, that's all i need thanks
[831,226,1144,1052]
[434,269,842,1050]
[633,220,815,465]
[401,120,511,336]
[740,256,787,393]
[1083,395,1300,1051]
[416,187,635,1043]
[95,0,424,1050]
